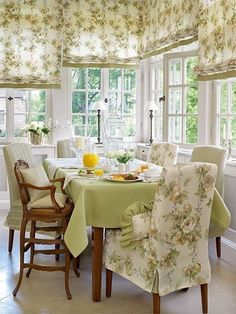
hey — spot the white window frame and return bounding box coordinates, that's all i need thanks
[164,51,198,147]
[215,79,236,157]
[69,67,140,142]
[0,89,50,143]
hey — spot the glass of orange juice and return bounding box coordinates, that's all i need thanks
[83,152,99,169]
[94,168,104,177]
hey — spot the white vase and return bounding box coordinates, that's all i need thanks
[30,132,42,145]
[118,163,126,173]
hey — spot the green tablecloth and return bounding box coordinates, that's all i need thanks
[44,159,231,258]
[50,167,157,257]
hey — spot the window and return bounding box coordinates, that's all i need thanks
[150,62,163,141]
[166,53,198,144]
[108,69,136,137]
[216,79,236,151]
[71,68,102,137]
[71,68,137,139]
[0,89,47,141]
[150,51,198,145]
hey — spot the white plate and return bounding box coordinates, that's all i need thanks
[104,176,142,183]
[142,167,162,178]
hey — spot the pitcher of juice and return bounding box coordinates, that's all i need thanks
[83,144,99,169]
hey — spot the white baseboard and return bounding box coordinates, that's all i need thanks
[222,228,236,250]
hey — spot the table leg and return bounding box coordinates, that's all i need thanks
[92,227,104,302]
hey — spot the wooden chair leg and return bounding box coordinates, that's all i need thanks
[200,284,208,314]
[13,220,27,296]
[73,256,80,278]
[216,236,221,258]
[153,293,160,314]
[26,221,36,278]
[106,269,113,298]
[8,229,14,254]
[65,249,72,300]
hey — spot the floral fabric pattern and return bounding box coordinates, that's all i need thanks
[104,162,217,296]
[63,0,143,68]
[147,143,178,167]
[141,0,199,57]
[195,0,236,80]
[0,0,63,88]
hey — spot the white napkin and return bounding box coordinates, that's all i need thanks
[63,172,79,189]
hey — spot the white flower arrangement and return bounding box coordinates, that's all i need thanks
[114,149,135,164]
[23,121,50,135]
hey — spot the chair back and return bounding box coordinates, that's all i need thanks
[14,160,31,208]
[191,145,227,195]
[3,143,34,207]
[147,142,178,166]
[150,162,217,295]
[57,139,76,158]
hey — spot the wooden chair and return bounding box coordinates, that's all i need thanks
[191,145,228,257]
[13,159,79,299]
[147,142,178,166]
[104,162,217,314]
[3,143,35,253]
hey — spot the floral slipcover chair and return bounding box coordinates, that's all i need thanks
[104,162,217,313]
[147,142,178,166]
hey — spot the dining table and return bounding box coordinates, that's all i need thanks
[43,158,158,302]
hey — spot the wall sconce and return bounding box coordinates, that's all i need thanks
[144,101,158,145]
[94,100,106,144]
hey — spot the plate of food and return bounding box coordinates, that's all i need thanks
[104,173,142,183]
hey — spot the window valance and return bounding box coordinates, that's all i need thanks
[0,0,235,89]
[62,0,143,69]
[141,0,199,58]
[195,0,236,80]
[0,0,63,89]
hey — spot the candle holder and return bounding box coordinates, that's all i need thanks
[94,100,106,144]
[144,101,158,145]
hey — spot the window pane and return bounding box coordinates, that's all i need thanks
[0,90,6,113]
[88,115,97,137]
[72,115,86,136]
[169,88,182,114]
[185,57,198,84]
[72,92,86,113]
[232,116,236,148]
[14,90,29,113]
[123,93,135,114]
[186,86,198,113]
[31,114,45,122]
[109,92,122,113]
[186,116,198,144]
[0,114,6,137]
[14,114,27,136]
[219,117,227,146]
[169,59,181,85]
[31,91,46,113]
[72,68,86,89]
[88,92,101,111]
[88,68,101,90]
[109,69,122,90]
[231,82,236,114]
[154,116,163,140]
[123,116,135,137]
[220,82,227,114]
[124,69,135,91]
[169,116,181,142]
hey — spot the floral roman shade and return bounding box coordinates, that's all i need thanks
[0,0,63,88]
[195,0,236,80]
[63,0,143,68]
[141,0,199,58]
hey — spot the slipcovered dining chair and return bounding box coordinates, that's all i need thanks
[104,162,217,314]
[3,143,35,253]
[191,145,230,257]
[13,159,79,299]
[147,142,178,166]
[57,139,75,158]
